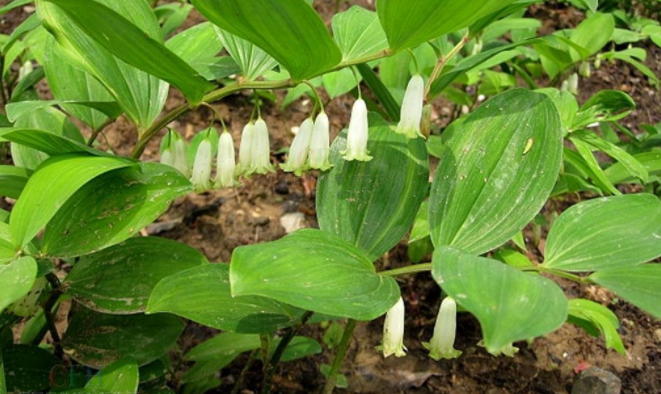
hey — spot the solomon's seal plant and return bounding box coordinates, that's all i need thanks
[0,0,660,393]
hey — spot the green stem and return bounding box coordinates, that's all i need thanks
[259,333,271,370]
[521,266,591,284]
[260,311,313,394]
[87,118,114,147]
[0,343,6,394]
[380,263,432,277]
[424,33,471,101]
[322,319,357,394]
[231,349,257,394]
[44,273,64,359]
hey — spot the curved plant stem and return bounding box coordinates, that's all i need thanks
[260,311,314,394]
[380,263,432,277]
[322,319,357,394]
[424,33,471,101]
[231,349,257,394]
[44,273,64,359]
[87,118,114,147]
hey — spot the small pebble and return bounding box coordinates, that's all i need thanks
[280,212,306,234]
[572,367,621,394]
[653,329,661,344]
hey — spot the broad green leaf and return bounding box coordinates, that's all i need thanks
[43,34,115,131]
[3,345,59,393]
[11,105,83,170]
[356,63,400,121]
[6,100,122,124]
[536,88,578,134]
[573,130,647,183]
[569,136,620,195]
[85,358,139,393]
[148,264,302,334]
[42,163,191,257]
[332,6,388,63]
[192,0,342,81]
[589,265,661,320]
[230,229,401,321]
[543,194,661,271]
[0,257,37,313]
[429,89,562,255]
[409,200,430,244]
[161,3,193,38]
[42,0,213,104]
[215,27,278,81]
[64,237,207,314]
[63,308,184,368]
[0,222,16,264]
[317,115,429,261]
[37,0,168,129]
[272,336,322,362]
[322,68,360,99]
[572,90,636,130]
[9,154,134,248]
[0,166,29,199]
[376,0,519,51]
[432,247,568,353]
[2,13,39,55]
[0,127,103,158]
[165,22,224,81]
[606,152,661,184]
[11,67,45,102]
[482,18,541,42]
[567,299,624,354]
[569,12,614,60]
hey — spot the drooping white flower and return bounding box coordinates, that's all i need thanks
[191,130,216,192]
[215,131,239,188]
[579,61,591,78]
[173,137,190,177]
[423,297,462,361]
[380,297,407,358]
[161,129,190,177]
[342,99,372,162]
[251,118,275,175]
[281,117,314,175]
[395,75,425,139]
[237,122,256,176]
[308,112,332,171]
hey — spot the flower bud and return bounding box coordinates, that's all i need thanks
[161,129,190,177]
[579,61,591,78]
[342,99,372,162]
[190,129,216,192]
[237,122,256,176]
[281,118,314,175]
[251,118,275,175]
[380,297,407,358]
[308,112,332,171]
[396,75,425,139]
[215,131,240,188]
[567,72,579,95]
[423,297,462,360]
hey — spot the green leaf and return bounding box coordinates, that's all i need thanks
[192,0,342,81]
[63,307,184,368]
[317,115,429,261]
[573,130,647,183]
[42,163,191,257]
[409,200,430,243]
[572,90,635,130]
[230,229,400,321]
[0,257,37,313]
[0,166,30,199]
[0,127,103,158]
[536,87,578,134]
[43,34,115,131]
[42,0,213,104]
[3,345,59,393]
[543,194,661,271]
[6,100,122,124]
[322,68,359,100]
[606,151,661,184]
[215,27,278,81]
[64,237,207,314]
[10,67,45,101]
[429,89,562,255]
[568,299,624,354]
[148,264,302,334]
[37,0,168,129]
[165,22,224,81]
[85,358,139,393]
[0,0,33,16]
[376,0,518,51]
[9,154,134,248]
[569,12,614,60]
[569,136,620,195]
[332,6,388,63]
[356,63,400,121]
[589,265,661,320]
[432,247,568,353]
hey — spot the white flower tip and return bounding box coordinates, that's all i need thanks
[380,297,407,358]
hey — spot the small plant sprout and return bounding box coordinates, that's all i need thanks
[379,297,407,358]
[190,128,217,192]
[251,118,276,174]
[395,74,425,139]
[215,130,240,188]
[423,297,462,360]
[237,122,256,176]
[342,99,372,162]
[281,117,314,175]
[308,112,333,171]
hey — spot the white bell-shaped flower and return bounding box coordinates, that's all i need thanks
[308,112,332,171]
[395,75,425,139]
[380,297,407,358]
[215,131,239,188]
[160,145,174,168]
[237,122,256,176]
[162,130,190,177]
[190,131,215,192]
[342,99,372,162]
[281,118,314,175]
[251,118,275,174]
[423,297,462,360]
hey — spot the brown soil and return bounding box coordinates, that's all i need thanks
[2,1,661,393]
